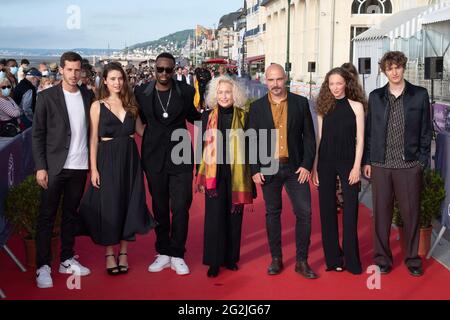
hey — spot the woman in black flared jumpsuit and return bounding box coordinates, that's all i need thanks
[80,62,156,275]
[312,67,366,275]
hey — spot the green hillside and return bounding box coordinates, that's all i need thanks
[129,29,194,50]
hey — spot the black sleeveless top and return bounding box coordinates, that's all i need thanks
[98,102,135,139]
[319,97,356,162]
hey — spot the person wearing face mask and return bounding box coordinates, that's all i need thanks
[1,67,15,88]
[39,63,49,75]
[6,59,19,87]
[13,68,41,128]
[0,78,22,137]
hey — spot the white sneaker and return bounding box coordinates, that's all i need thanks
[170,257,190,275]
[148,254,171,272]
[59,256,91,276]
[36,265,53,288]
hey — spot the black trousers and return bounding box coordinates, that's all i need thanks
[372,165,422,268]
[203,166,243,267]
[147,169,193,258]
[36,169,87,269]
[318,161,362,274]
[261,163,312,261]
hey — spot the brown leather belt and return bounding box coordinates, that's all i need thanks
[278,157,289,164]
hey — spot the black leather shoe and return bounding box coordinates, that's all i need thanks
[407,265,423,277]
[377,264,392,274]
[295,261,318,279]
[267,258,283,275]
[207,266,220,278]
[225,263,238,271]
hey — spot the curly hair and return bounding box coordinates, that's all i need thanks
[316,67,367,116]
[204,75,248,109]
[379,51,408,73]
[98,62,139,119]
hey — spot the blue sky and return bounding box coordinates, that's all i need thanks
[0,0,243,49]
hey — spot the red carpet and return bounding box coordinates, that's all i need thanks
[1,135,450,300]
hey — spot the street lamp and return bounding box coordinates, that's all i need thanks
[285,0,292,92]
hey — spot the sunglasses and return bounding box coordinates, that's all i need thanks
[156,67,174,74]
[1,85,12,89]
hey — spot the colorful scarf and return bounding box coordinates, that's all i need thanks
[196,107,253,205]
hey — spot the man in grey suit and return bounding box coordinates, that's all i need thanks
[32,52,95,288]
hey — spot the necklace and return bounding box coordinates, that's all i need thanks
[156,88,172,119]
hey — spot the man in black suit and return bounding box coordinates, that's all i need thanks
[135,52,201,276]
[248,63,317,279]
[182,67,194,87]
[173,66,187,84]
[363,51,432,277]
[32,52,95,288]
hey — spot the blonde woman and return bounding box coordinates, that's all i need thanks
[196,76,255,277]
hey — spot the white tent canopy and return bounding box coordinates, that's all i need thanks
[354,2,449,42]
[422,6,450,25]
[422,6,450,36]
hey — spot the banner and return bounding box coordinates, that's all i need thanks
[0,128,34,245]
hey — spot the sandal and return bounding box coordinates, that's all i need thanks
[106,254,120,275]
[118,252,129,274]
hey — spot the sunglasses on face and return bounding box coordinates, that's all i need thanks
[156,67,174,74]
[1,85,12,89]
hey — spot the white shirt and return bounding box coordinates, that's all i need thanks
[62,89,89,170]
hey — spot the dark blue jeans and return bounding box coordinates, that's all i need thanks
[261,163,312,261]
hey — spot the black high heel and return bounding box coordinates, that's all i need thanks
[207,266,219,278]
[106,254,120,275]
[118,253,129,274]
